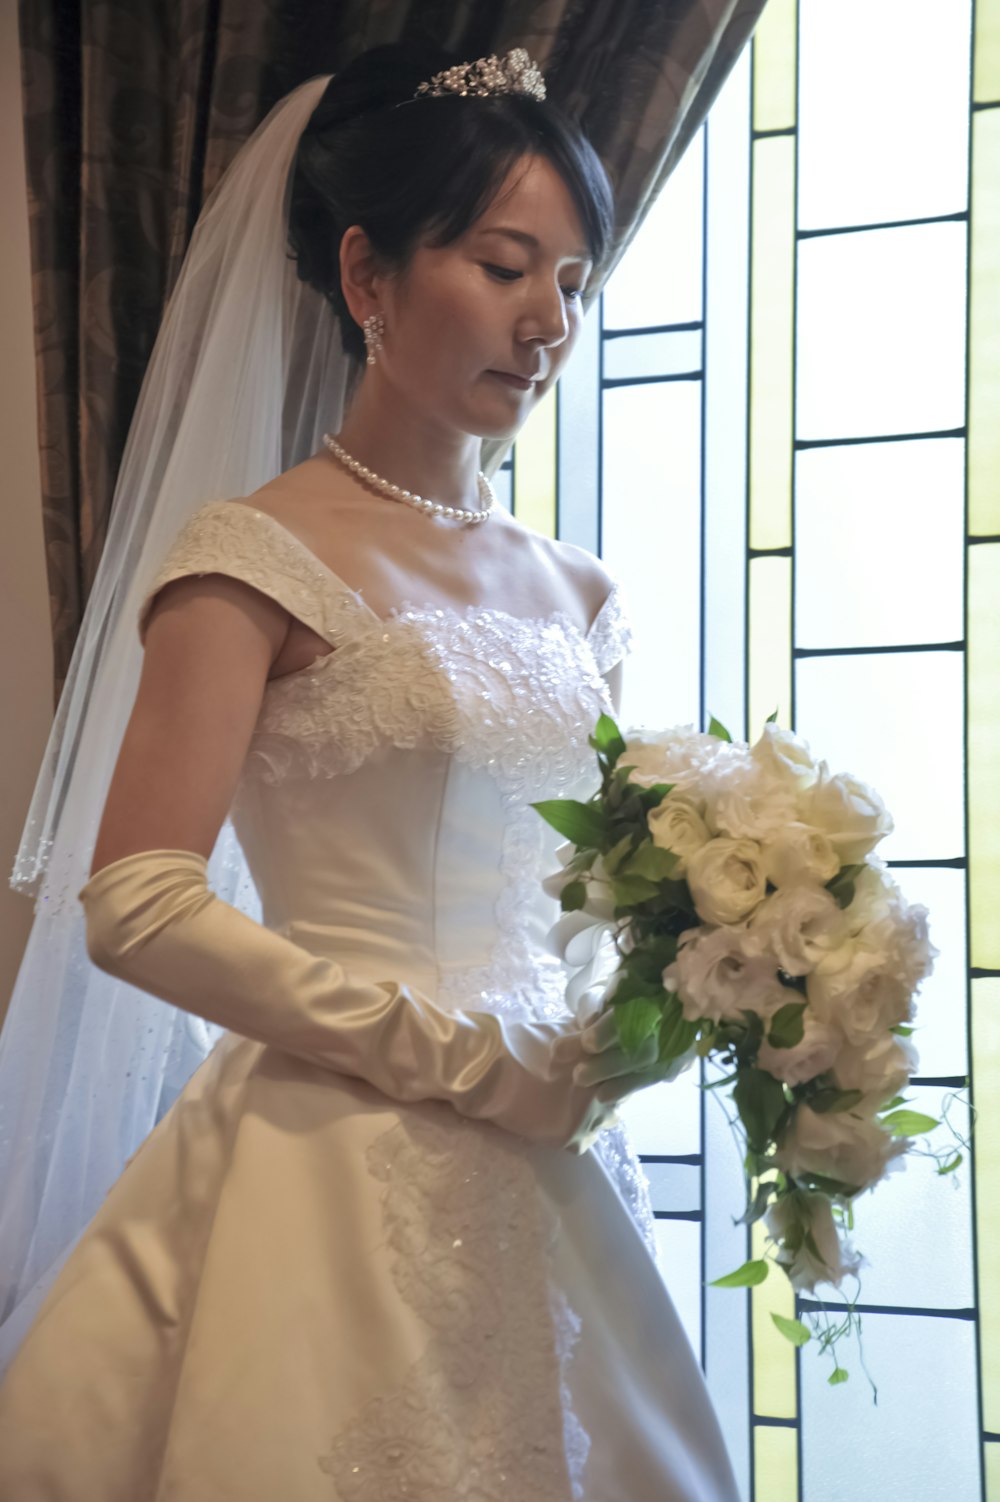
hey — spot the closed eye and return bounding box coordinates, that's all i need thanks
[482,264,584,301]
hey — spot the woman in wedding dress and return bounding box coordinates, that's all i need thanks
[0,41,741,1501]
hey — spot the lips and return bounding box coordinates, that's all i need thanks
[488,370,538,390]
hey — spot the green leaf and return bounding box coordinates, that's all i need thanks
[602,833,636,876]
[890,1024,915,1037]
[735,1178,778,1226]
[791,1169,864,1197]
[879,1108,940,1137]
[559,880,587,913]
[708,715,732,742]
[709,1258,770,1288]
[771,1313,812,1347]
[658,993,700,1062]
[881,1094,909,1111]
[638,782,675,811]
[765,709,779,724]
[734,1067,789,1154]
[624,933,679,982]
[589,713,627,766]
[531,799,606,848]
[828,1367,849,1386]
[623,842,680,883]
[937,1151,963,1176]
[611,874,661,908]
[767,1000,807,1050]
[614,995,663,1055]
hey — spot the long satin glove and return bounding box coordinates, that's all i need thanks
[77,849,638,1153]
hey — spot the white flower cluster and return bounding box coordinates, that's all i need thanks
[625,722,936,1289]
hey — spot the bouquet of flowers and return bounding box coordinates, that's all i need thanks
[535,714,951,1381]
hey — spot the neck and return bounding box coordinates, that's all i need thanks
[334,372,486,511]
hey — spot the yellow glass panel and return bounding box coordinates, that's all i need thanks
[986,1439,1000,1502]
[752,0,797,133]
[748,556,792,739]
[754,1423,797,1502]
[975,0,1000,103]
[969,545,1000,968]
[751,1218,797,1420]
[974,978,1000,1434]
[512,384,557,537]
[749,138,795,551]
[970,110,1000,535]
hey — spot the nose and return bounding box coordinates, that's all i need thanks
[517,277,570,351]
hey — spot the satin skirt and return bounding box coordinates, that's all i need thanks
[0,1030,741,1501]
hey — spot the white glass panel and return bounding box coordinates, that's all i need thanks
[603,328,702,382]
[801,1311,979,1500]
[655,1218,702,1360]
[891,867,969,1076]
[620,1068,702,1157]
[601,382,702,730]
[797,222,967,441]
[798,0,972,230]
[795,438,965,649]
[704,48,750,742]
[603,131,704,331]
[795,650,965,861]
[642,1161,701,1214]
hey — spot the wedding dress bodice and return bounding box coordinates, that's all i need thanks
[141,499,625,1022]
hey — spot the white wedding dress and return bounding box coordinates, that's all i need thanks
[0,499,740,1501]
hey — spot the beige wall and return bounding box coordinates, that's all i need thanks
[0,0,55,1030]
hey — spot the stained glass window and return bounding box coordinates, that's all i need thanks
[509,0,992,1492]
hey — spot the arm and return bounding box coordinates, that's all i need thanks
[82,573,631,1152]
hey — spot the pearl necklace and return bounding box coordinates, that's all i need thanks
[322,432,495,525]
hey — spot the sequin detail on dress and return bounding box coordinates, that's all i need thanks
[317,1113,578,1500]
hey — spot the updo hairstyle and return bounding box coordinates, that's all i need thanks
[287,41,615,367]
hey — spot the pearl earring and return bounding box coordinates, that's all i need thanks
[363,312,385,366]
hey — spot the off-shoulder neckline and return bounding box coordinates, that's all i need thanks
[218,498,620,646]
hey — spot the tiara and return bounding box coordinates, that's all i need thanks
[413,46,546,102]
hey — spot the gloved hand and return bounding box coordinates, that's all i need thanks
[78,849,636,1154]
[573,1006,699,1091]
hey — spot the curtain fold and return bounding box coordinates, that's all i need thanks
[17,0,767,702]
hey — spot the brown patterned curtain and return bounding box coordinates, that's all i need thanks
[18,0,767,703]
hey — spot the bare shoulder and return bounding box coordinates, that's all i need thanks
[239,452,351,528]
[495,508,615,628]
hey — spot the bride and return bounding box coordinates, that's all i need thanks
[0,40,741,1501]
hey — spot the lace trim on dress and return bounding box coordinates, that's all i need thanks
[316,1112,580,1501]
[135,499,369,649]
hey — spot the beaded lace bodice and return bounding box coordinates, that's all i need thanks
[138,499,657,1256]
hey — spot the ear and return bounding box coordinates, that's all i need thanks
[339,225,384,329]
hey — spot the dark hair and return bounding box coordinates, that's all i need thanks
[287,41,615,366]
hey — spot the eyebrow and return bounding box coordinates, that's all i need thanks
[477,226,592,263]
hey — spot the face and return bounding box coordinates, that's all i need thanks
[373,153,594,439]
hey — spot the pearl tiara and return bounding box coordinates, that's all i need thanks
[412,46,546,103]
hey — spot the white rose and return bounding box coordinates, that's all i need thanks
[766,1191,863,1293]
[622,726,746,799]
[685,838,768,926]
[831,1032,917,1108]
[758,1013,841,1087]
[760,822,840,888]
[664,925,782,1024]
[746,886,846,976]
[751,723,821,792]
[707,782,799,843]
[774,1103,906,1191]
[646,794,711,875]
[807,939,913,1046]
[805,764,894,864]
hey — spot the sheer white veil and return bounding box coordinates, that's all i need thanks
[0,71,356,1371]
